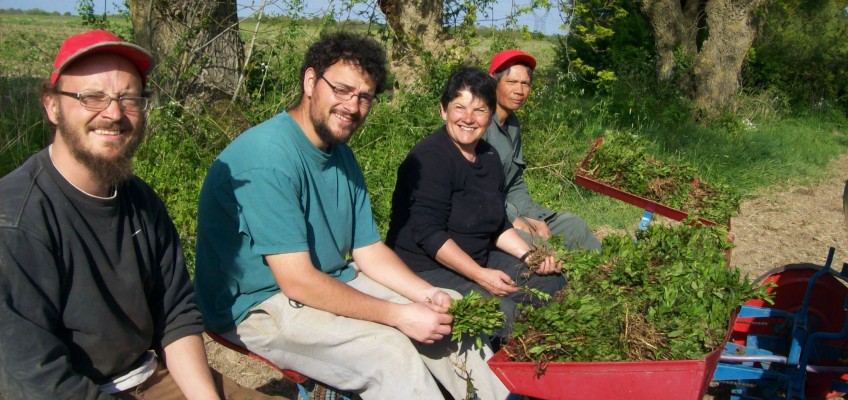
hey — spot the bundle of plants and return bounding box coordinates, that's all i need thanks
[449,287,551,348]
[578,131,741,225]
[449,291,506,348]
[502,223,772,365]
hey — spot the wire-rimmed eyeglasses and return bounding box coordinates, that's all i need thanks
[318,76,377,108]
[58,91,150,113]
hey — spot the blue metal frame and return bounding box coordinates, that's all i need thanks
[711,248,848,399]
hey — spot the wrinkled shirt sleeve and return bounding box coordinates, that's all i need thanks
[486,117,555,222]
[148,196,204,351]
[504,159,555,222]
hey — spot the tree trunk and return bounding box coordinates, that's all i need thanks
[690,0,763,114]
[635,0,763,114]
[637,0,698,81]
[377,0,448,88]
[127,0,244,104]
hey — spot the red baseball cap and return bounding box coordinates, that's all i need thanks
[50,30,153,87]
[488,50,536,75]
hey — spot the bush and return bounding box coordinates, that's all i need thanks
[743,0,848,110]
[134,102,236,274]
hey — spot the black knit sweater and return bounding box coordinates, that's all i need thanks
[0,149,203,399]
[387,127,510,272]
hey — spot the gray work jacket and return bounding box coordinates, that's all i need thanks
[482,113,556,223]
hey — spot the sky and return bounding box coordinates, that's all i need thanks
[0,0,564,35]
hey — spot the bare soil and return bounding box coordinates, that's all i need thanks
[205,154,848,399]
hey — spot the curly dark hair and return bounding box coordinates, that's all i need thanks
[298,31,388,98]
[439,65,497,113]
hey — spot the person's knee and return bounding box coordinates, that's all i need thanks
[371,329,421,364]
[550,212,601,251]
[440,287,463,300]
[538,274,567,294]
[512,274,566,307]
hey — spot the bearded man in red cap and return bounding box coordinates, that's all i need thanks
[0,30,285,400]
[483,50,601,251]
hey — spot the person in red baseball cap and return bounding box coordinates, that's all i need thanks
[0,30,286,400]
[482,49,602,252]
[49,29,154,87]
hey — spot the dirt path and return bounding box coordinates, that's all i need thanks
[205,154,848,398]
[728,154,848,278]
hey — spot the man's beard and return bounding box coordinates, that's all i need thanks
[311,106,360,148]
[55,110,145,187]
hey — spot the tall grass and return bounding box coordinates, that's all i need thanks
[2,12,846,271]
[0,77,50,174]
[0,13,85,174]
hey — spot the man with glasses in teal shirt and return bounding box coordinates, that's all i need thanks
[194,32,510,400]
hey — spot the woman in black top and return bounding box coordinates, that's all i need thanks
[387,66,566,338]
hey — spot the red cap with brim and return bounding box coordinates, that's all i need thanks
[50,30,153,87]
[488,50,536,75]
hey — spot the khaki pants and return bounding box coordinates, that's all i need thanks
[224,274,511,400]
[115,361,287,400]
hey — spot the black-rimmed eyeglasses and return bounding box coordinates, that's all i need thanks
[58,91,150,113]
[318,76,377,108]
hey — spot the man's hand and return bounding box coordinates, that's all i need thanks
[394,302,453,344]
[474,268,520,297]
[514,217,552,239]
[423,289,453,311]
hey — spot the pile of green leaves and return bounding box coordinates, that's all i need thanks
[449,291,506,348]
[579,131,741,224]
[504,223,772,364]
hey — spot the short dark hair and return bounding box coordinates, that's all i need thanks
[492,64,534,83]
[298,31,388,98]
[439,65,497,113]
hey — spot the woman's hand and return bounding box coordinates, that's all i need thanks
[532,251,562,275]
[475,268,520,296]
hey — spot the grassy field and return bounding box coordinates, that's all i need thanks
[2,11,847,273]
[0,13,85,173]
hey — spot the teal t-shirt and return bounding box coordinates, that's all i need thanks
[194,111,381,332]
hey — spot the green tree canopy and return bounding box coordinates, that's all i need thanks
[744,0,848,109]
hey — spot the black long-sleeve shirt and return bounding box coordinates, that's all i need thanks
[387,127,510,272]
[0,149,203,399]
